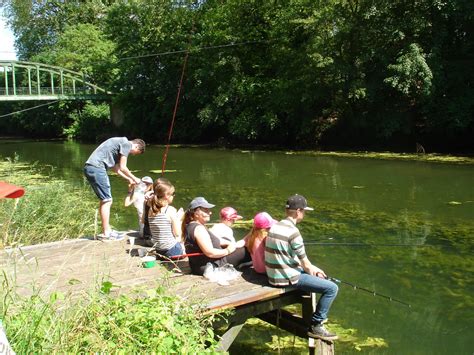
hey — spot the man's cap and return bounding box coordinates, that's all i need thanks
[0,181,25,199]
[141,176,153,184]
[253,212,277,229]
[188,197,215,210]
[220,207,243,221]
[285,194,314,211]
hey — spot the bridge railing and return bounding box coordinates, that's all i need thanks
[0,86,101,96]
[0,60,111,101]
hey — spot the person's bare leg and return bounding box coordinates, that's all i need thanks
[99,200,112,236]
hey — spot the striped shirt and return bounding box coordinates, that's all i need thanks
[148,206,176,251]
[265,218,306,286]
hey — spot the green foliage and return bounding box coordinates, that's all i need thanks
[2,0,473,150]
[0,280,219,353]
[31,23,117,87]
[63,102,112,141]
[384,43,433,98]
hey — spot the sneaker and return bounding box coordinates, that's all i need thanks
[98,230,124,241]
[307,324,338,341]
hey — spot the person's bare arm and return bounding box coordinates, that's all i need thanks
[116,155,140,184]
[194,225,235,258]
[235,239,245,248]
[124,184,135,206]
[300,257,327,278]
[168,207,182,240]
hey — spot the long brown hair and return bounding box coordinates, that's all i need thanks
[245,227,269,252]
[181,208,198,240]
[148,179,174,215]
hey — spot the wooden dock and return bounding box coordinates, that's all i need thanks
[0,233,335,354]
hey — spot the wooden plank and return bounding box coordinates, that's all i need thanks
[257,309,308,338]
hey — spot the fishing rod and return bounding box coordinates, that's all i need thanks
[328,277,411,308]
[305,242,432,247]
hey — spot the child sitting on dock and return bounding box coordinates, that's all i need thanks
[244,212,277,274]
[265,194,339,342]
[209,207,243,247]
[124,176,153,236]
[183,197,250,275]
[146,179,183,257]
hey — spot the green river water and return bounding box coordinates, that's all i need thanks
[1,140,473,354]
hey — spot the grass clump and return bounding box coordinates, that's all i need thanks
[0,279,219,353]
[0,157,97,247]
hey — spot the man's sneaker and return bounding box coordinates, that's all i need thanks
[98,230,124,241]
[307,323,338,341]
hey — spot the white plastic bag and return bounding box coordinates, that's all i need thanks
[203,263,240,286]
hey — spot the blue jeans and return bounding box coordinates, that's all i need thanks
[295,273,339,324]
[158,242,184,257]
[83,164,112,201]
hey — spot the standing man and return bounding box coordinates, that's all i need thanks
[84,137,145,240]
[265,194,339,341]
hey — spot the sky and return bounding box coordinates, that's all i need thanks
[0,15,17,60]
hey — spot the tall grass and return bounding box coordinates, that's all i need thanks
[0,158,97,247]
[0,275,219,353]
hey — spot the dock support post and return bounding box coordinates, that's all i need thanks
[302,293,335,355]
[216,322,245,352]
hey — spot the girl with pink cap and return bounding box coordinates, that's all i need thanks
[244,212,277,274]
[209,206,243,247]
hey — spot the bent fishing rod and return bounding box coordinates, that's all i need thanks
[328,276,411,308]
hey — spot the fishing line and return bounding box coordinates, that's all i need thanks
[0,100,60,118]
[328,276,411,307]
[118,39,271,61]
[304,242,432,247]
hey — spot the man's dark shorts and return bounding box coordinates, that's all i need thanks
[83,164,112,202]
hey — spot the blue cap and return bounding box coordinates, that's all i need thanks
[188,197,215,210]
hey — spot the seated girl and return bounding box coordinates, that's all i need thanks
[183,197,249,275]
[244,212,277,274]
[146,179,183,257]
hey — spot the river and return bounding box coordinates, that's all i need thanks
[1,140,473,354]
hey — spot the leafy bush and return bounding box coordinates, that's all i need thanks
[64,103,112,141]
[1,280,219,353]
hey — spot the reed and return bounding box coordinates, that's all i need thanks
[0,159,97,247]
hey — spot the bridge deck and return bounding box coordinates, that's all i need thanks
[1,233,334,353]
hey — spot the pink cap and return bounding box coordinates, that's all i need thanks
[253,212,277,229]
[220,207,243,221]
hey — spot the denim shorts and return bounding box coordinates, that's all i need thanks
[83,164,112,202]
[157,242,184,257]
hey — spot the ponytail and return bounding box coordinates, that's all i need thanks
[181,209,195,240]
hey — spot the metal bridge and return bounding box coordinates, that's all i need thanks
[0,60,111,101]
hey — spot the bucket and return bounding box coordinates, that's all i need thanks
[141,256,156,268]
